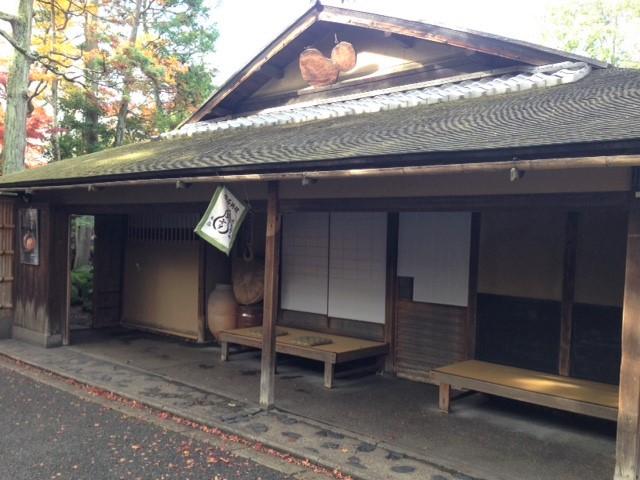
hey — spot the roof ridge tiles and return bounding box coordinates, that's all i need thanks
[165,62,591,140]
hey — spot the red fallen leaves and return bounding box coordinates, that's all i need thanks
[0,354,353,480]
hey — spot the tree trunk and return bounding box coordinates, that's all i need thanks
[49,1,60,162]
[114,0,143,147]
[1,0,35,174]
[82,0,100,153]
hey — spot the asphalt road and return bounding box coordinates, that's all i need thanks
[0,365,290,480]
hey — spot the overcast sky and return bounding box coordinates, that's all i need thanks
[0,0,560,84]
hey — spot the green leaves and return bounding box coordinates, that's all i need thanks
[544,0,640,67]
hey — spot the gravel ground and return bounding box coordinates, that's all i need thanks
[0,365,289,480]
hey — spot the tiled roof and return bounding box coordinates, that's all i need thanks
[0,67,639,188]
[170,62,591,139]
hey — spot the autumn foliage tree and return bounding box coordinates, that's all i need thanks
[0,61,52,167]
[0,0,218,169]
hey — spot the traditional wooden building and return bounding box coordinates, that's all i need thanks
[1,3,639,478]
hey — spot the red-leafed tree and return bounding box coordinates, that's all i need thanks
[0,67,52,167]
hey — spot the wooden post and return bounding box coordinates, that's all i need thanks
[197,240,207,344]
[559,211,579,376]
[50,209,70,346]
[324,361,335,389]
[384,212,399,373]
[465,212,481,360]
[259,181,281,408]
[439,383,451,413]
[615,208,640,480]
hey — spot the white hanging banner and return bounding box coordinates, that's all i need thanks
[195,186,247,255]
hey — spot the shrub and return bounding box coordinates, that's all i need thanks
[71,264,93,312]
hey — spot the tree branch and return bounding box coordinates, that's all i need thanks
[0,11,19,26]
[0,28,24,54]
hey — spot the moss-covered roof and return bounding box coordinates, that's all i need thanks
[1,68,640,188]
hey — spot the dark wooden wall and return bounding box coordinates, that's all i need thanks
[571,303,622,384]
[476,293,561,374]
[475,209,626,384]
[395,299,467,382]
[13,203,63,345]
[93,215,127,328]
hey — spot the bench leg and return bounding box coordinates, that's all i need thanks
[439,383,451,413]
[324,361,335,389]
[221,342,229,362]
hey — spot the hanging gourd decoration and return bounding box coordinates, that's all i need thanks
[299,39,357,87]
[299,47,340,87]
[331,41,357,72]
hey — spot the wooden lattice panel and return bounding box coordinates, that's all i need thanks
[0,200,14,310]
[127,212,200,243]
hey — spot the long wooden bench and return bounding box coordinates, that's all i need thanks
[218,326,389,388]
[431,360,618,421]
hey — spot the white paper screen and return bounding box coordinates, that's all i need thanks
[328,212,387,323]
[281,212,329,315]
[398,212,471,307]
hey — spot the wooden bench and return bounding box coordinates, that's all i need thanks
[431,360,618,421]
[218,326,389,388]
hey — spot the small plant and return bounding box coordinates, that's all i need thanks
[71,264,93,312]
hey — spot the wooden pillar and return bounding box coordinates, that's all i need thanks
[615,208,640,480]
[259,181,281,408]
[50,208,70,346]
[197,241,207,344]
[465,212,481,360]
[384,212,399,373]
[559,211,579,376]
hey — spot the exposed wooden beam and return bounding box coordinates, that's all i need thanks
[318,6,606,67]
[259,63,285,79]
[395,34,416,49]
[559,211,579,376]
[7,154,640,193]
[281,192,630,214]
[615,208,640,480]
[259,181,281,407]
[184,8,320,125]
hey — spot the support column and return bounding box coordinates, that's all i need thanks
[615,208,640,480]
[559,211,579,376]
[384,212,399,373]
[197,241,207,344]
[465,212,481,360]
[260,182,281,408]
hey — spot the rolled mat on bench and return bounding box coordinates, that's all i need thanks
[242,327,289,338]
[287,336,333,347]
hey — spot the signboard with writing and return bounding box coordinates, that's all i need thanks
[19,208,40,265]
[195,186,247,255]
